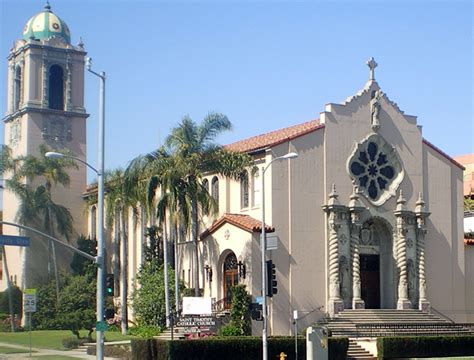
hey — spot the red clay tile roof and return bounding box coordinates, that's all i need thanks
[226,119,323,153]
[200,213,274,240]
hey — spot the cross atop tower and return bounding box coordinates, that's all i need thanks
[366,57,378,81]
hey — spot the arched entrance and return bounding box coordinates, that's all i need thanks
[360,218,395,309]
[223,252,238,309]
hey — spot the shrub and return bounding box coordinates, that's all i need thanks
[131,336,347,360]
[131,262,178,328]
[0,286,22,315]
[228,285,251,335]
[219,324,241,336]
[88,344,132,359]
[128,325,162,338]
[328,337,349,360]
[62,336,87,349]
[32,279,60,330]
[56,274,96,339]
[377,335,474,358]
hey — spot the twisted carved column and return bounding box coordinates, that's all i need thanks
[395,190,411,309]
[349,185,364,309]
[328,212,341,301]
[323,184,345,316]
[351,217,364,309]
[415,193,430,312]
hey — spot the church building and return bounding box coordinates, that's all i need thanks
[2,3,472,338]
[178,59,473,335]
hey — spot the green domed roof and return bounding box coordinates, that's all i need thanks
[22,2,71,44]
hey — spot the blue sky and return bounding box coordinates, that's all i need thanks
[1,0,472,183]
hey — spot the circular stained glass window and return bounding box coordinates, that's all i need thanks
[347,134,404,206]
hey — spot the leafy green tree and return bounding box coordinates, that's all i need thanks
[32,279,60,330]
[70,235,97,279]
[131,262,177,328]
[56,274,96,339]
[0,286,22,316]
[465,197,474,212]
[229,284,251,335]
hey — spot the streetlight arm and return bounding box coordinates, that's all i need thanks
[45,152,99,175]
[0,221,96,262]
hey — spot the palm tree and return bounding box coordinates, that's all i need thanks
[1,144,76,301]
[104,168,144,334]
[128,113,252,297]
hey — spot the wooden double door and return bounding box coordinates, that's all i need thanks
[360,254,380,309]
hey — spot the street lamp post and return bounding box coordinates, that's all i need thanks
[46,56,106,360]
[261,152,297,360]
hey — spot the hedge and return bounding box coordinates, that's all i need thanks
[131,336,348,360]
[377,335,474,358]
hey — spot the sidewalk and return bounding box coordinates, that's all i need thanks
[0,342,118,359]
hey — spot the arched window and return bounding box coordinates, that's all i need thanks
[223,252,238,308]
[240,170,249,208]
[13,66,22,112]
[90,206,97,240]
[211,176,219,212]
[202,178,209,193]
[49,65,64,110]
[252,167,261,207]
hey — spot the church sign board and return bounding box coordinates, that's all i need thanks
[178,297,220,335]
[176,315,221,335]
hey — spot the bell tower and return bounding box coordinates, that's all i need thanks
[2,2,88,289]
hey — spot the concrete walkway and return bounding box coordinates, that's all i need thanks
[0,342,118,359]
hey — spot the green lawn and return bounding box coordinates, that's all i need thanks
[0,345,33,354]
[0,330,133,350]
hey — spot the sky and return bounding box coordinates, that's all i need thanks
[0,0,472,184]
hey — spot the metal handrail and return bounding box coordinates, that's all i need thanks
[212,297,231,312]
[355,322,474,337]
[431,307,456,323]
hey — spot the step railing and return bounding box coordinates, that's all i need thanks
[354,323,474,337]
[431,307,456,323]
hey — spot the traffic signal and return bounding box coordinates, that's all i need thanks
[266,260,278,297]
[105,308,115,320]
[105,274,114,296]
[249,302,263,321]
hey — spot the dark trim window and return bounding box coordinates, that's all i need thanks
[13,66,22,111]
[202,178,209,193]
[211,176,219,212]
[49,64,64,110]
[240,170,249,208]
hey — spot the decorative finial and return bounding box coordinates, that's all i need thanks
[349,184,362,208]
[78,37,84,48]
[366,57,378,81]
[44,1,51,11]
[328,184,340,206]
[396,189,407,211]
[415,192,425,213]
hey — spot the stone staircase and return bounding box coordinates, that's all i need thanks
[322,309,474,337]
[154,328,186,340]
[347,339,376,359]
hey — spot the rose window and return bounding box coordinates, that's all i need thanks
[347,134,404,206]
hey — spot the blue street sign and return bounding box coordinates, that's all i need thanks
[0,235,30,247]
[256,296,263,305]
